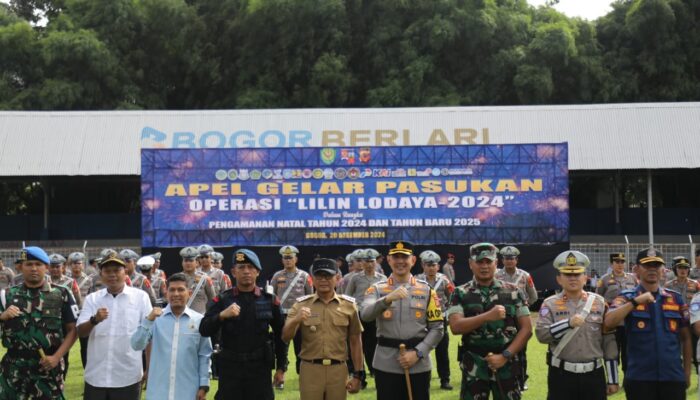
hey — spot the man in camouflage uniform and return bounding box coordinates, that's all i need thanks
[197,244,232,295]
[665,255,700,373]
[344,248,386,387]
[596,252,637,373]
[120,249,157,306]
[416,250,455,390]
[447,243,532,400]
[361,240,444,400]
[179,246,215,315]
[137,256,167,307]
[270,244,314,380]
[0,256,15,290]
[68,251,92,369]
[495,245,537,391]
[535,250,619,399]
[0,246,78,399]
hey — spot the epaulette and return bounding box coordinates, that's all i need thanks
[543,294,560,304]
[619,288,638,299]
[339,294,356,304]
[587,292,605,303]
[664,287,682,297]
[415,278,430,286]
[296,294,314,302]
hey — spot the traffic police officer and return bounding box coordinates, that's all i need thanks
[270,244,313,378]
[137,256,167,307]
[151,252,166,280]
[0,257,15,290]
[596,252,637,373]
[605,247,692,399]
[283,258,364,399]
[48,254,82,308]
[447,243,532,400]
[211,251,224,270]
[197,244,232,295]
[339,250,361,293]
[68,251,92,369]
[199,249,288,400]
[361,241,444,400]
[535,250,619,399]
[0,247,78,399]
[344,248,386,386]
[120,249,157,306]
[179,246,215,315]
[415,250,455,390]
[495,245,537,390]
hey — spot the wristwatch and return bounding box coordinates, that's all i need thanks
[89,315,100,325]
[199,386,209,393]
[502,349,513,360]
[352,370,364,379]
[415,349,424,359]
[630,298,639,308]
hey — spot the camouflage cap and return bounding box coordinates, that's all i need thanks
[469,243,498,261]
[419,250,441,264]
[553,250,590,274]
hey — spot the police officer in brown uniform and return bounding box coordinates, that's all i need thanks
[0,257,15,291]
[596,252,637,373]
[283,258,364,399]
[361,241,444,400]
[536,250,619,399]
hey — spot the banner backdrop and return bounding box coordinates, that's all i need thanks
[141,144,569,247]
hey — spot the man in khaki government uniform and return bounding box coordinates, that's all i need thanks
[270,244,313,379]
[596,252,637,373]
[536,250,619,399]
[283,258,363,399]
[361,240,444,400]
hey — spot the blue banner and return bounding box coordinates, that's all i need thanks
[141,144,568,247]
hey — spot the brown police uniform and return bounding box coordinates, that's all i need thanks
[289,293,363,400]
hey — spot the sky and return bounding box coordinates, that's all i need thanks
[527,0,614,20]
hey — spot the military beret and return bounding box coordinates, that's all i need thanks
[49,254,66,265]
[419,250,441,264]
[179,246,199,260]
[469,243,498,261]
[279,245,299,257]
[198,244,214,257]
[211,252,224,262]
[137,256,155,270]
[388,241,413,256]
[152,252,162,261]
[636,247,664,265]
[119,249,140,261]
[99,249,126,268]
[68,252,86,263]
[366,248,381,260]
[609,253,625,263]
[500,246,520,257]
[311,258,338,275]
[233,249,262,270]
[20,246,50,265]
[672,256,690,268]
[553,250,590,274]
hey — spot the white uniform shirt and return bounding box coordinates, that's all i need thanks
[77,285,153,388]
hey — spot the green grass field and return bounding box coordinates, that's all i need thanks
[2,318,699,399]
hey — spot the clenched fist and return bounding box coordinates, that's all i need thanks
[485,305,506,322]
[385,286,409,303]
[219,303,241,320]
[569,314,585,328]
[94,307,109,323]
[147,307,163,321]
[0,305,21,321]
[634,292,655,305]
[295,307,311,323]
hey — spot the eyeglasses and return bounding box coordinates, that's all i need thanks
[313,274,334,281]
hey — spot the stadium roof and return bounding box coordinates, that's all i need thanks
[1,102,699,176]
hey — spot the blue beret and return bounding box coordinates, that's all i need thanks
[20,246,50,265]
[233,249,262,270]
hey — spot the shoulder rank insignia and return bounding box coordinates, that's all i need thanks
[296,294,314,302]
[339,294,356,303]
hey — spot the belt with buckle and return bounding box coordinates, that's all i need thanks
[302,358,345,366]
[550,355,603,374]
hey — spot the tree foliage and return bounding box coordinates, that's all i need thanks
[1,0,699,110]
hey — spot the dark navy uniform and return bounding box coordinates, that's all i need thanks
[199,285,288,400]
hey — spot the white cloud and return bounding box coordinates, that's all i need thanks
[527,0,614,20]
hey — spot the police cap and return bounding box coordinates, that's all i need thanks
[672,256,690,268]
[119,249,139,261]
[388,241,414,256]
[500,246,520,257]
[68,252,85,263]
[198,244,214,257]
[137,256,155,270]
[279,245,299,257]
[553,250,590,274]
[636,247,665,265]
[49,254,66,265]
[179,246,199,260]
[211,252,224,262]
[609,253,626,263]
[419,250,441,264]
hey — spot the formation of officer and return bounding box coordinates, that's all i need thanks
[179,246,216,315]
[137,255,167,307]
[283,258,363,399]
[120,249,157,306]
[447,242,532,400]
[199,249,288,400]
[596,252,638,373]
[0,246,78,399]
[495,245,537,390]
[415,250,455,390]
[0,257,15,290]
[361,240,444,400]
[197,244,232,295]
[605,247,692,400]
[270,244,313,380]
[48,254,82,307]
[535,250,619,399]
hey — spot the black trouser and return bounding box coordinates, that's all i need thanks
[547,365,606,400]
[519,343,528,387]
[615,326,627,372]
[435,319,450,382]
[375,369,430,400]
[623,380,686,400]
[62,350,69,381]
[216,360,273,400]
[84,381,141,400]
[79,336,88,368]
[361,320,377,376]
